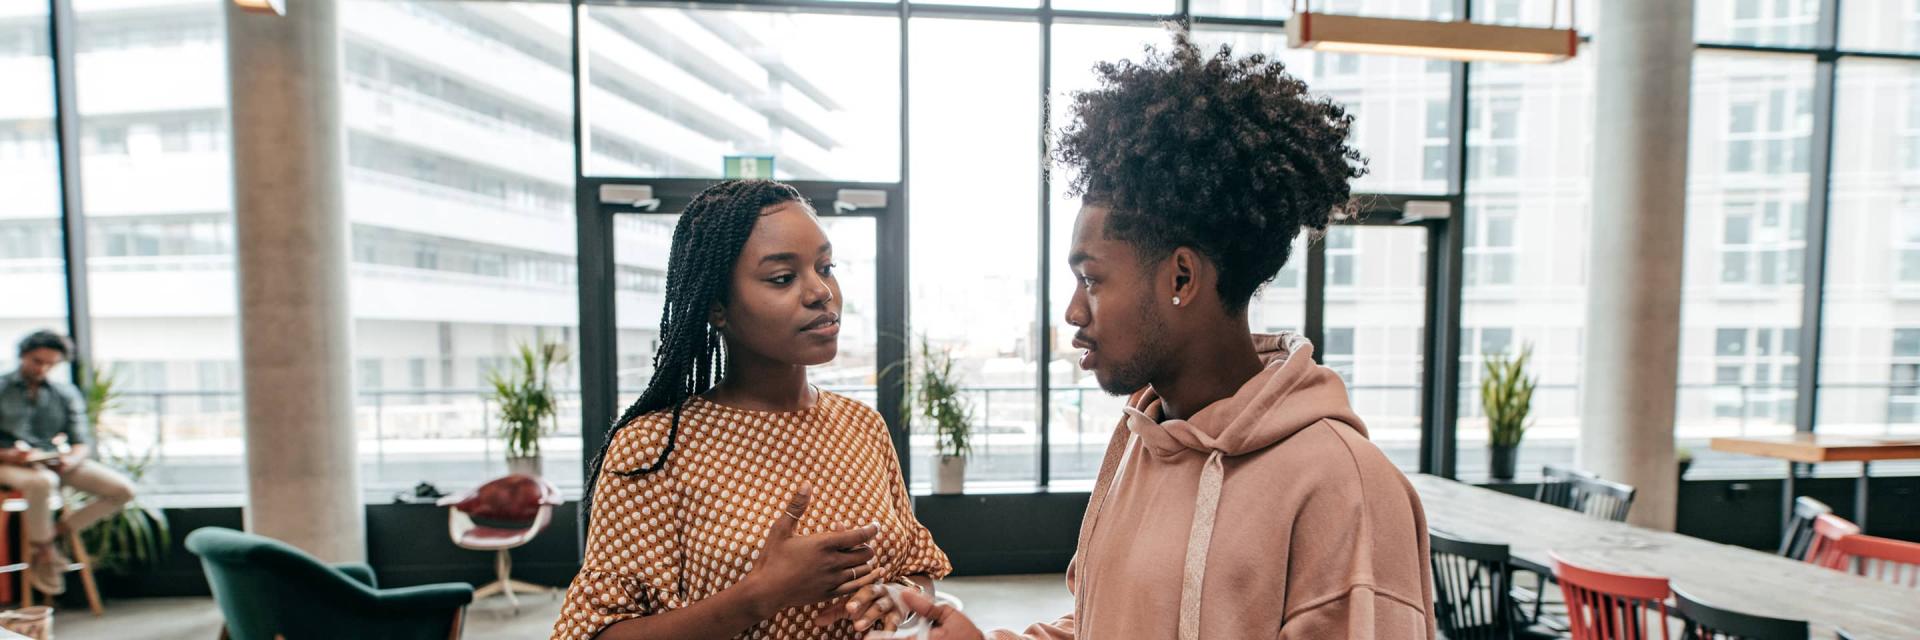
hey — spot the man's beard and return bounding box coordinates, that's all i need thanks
[1096,295,1168,396]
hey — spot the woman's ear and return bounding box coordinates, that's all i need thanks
[708,302,727,330]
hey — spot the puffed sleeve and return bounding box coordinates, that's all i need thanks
[552,412,687,640]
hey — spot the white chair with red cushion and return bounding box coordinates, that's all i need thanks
[437,474,563,614]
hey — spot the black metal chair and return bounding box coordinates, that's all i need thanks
[1430,529,1516,640]
[1532,465,1636,522]
[1777,496,1833,561]
[1673,587,1808,639]
[1577,475,1637,522]
[1532,465,1598,511]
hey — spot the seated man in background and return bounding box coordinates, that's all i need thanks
[0,330,136,596]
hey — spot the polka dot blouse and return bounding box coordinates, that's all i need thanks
[553,392,951,640]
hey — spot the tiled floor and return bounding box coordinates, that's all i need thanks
[56,574,1074,639]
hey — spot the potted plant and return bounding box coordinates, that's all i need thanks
[1480,344,1536,481]
[487,341,568,477]
[910,337,973,495]
[74,361,171,577]
[1676,445,1693,481]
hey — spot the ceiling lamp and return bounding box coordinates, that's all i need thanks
[233,0,286,16]
[1287,0,1578,64]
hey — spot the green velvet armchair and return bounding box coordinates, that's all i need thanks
[185,527,473,640]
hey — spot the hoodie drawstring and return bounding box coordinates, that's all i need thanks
[1179,450,1225,640]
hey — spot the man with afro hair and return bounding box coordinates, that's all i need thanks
[895,32,1437,640]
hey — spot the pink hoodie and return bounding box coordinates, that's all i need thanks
[995,334,1436,639]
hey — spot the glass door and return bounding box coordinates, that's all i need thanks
[1309,199,1456,474]
[1320,223,1431,471]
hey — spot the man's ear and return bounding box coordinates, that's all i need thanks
[1167,247,1205,308]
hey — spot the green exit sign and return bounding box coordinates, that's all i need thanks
[724,155,776,179]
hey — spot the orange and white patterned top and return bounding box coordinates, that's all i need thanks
[553,391,951,640]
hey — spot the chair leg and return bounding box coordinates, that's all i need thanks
[505,579,549,595]
[18,529,30,608]
[68,528,102,616]
[497,549,519,613]
[447,607,465,640]
[472,581,507,600]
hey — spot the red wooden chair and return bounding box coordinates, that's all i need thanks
[1806,513,1862,571]
[1553,553,1671,640]
[1829,532,1920,589]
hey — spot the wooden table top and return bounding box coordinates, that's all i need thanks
[1411,474,1920,639]
[1709,433,1920,463]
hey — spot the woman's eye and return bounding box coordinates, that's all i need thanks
[1080,276,1095,290]
[769,274,795,285]
[820,262,838,276]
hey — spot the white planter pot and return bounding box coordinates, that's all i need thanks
[931,454,967,495]
[507,454,542,477]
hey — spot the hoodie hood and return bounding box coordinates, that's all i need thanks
[1122,332,1369,461]
[1102,332,1372,640]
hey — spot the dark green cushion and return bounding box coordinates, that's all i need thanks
[186,527,473,640]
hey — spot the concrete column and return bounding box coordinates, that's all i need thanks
[1580,0,1693,531]
[225,0,363,561]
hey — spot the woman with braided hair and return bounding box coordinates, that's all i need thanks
[554,180,949,640]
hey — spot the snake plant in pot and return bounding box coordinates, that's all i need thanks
[76,361,171,576]
[487,340,568,477]
[911,337,973,495]
[1480,344,1536,481]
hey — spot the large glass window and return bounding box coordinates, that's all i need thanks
[1838,0,1920,54]
[1467,91,1521,182]
[1469,0,1593,29]
[1679,53,1813,469]
[1464,204,1517,287]
[71,0,240,496]
[1697,0,1821,48]
[0,3,69,347]
[1325,225,1428,471]
[1247,235,1309,337]
[1191,0,1450,21]
[909,18,1042,491]
[1046,22,1164,487]
[612,215,675,410]
[56,0,1920,499]
[340,1,583,496]
[1055,0,1175,14]
[1455,24,1595,480]
[1818,59,1920,444]
[580,6,900,182]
